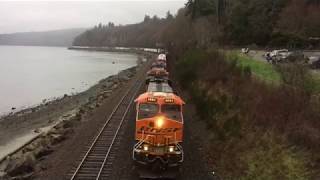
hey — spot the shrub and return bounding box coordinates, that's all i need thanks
[172,48,318,179]
[276,63,317,94]
[240,132,310,180]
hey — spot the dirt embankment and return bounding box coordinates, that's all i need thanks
[0,53,150,180]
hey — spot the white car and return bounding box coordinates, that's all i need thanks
[268,49,291,63]
[270,49,289,57]
[308,56,320,63]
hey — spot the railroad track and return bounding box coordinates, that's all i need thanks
[68,75,144,180]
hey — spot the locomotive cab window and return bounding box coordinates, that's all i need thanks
[138,103,159,119]
[162,104,182,121]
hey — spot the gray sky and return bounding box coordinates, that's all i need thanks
[0,0,186,34]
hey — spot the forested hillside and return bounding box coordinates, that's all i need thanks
[73,13,174,48]
[0,28,85,47]
[164,0,320,49]
[73,0,320,48]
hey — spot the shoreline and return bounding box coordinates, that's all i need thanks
[0,93,74,120]
[68,46,160,54]
[0,50,152,179]
[0,65,137,159]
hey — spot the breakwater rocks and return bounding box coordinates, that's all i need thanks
[0,66,138,180]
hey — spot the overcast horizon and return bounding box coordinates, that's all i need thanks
[0,1,186,34]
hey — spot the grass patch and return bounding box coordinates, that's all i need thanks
[310,71,320,93]
[227,51,320,93]
[227,51,282,84]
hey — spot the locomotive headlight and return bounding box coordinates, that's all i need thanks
[143,144,149,151]
[168,146,175,153]
[156,116,164,128]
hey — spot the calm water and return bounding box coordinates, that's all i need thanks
[0,46,137,116]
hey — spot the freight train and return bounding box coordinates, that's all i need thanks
[133,54,185,179]
[146,54,170,86]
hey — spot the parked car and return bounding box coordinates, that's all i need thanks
[308,56,320,62]
[285,51,305,63]
[269,49,289,63]
[269,49,288,57]
[309,56,320,69]
[267,49,306,64]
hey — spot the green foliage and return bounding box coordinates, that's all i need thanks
[224,0,288,45]
[268,32,307,48]
[227,52,282,84]
[310,72,320,93]
[175,49,210,87]
[184,0,319,47]
[239,133,310,180]
[276,63,320,94]
[186,0,217,18]
[227,52,320,93]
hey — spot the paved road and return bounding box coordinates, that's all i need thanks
[246,50,320,63]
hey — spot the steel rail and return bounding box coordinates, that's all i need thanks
[95,80,143,180]
[69,75,143,180]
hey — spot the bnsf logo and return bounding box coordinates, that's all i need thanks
[137,126,181,134]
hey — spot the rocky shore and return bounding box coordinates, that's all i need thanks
[0,54,148,180]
